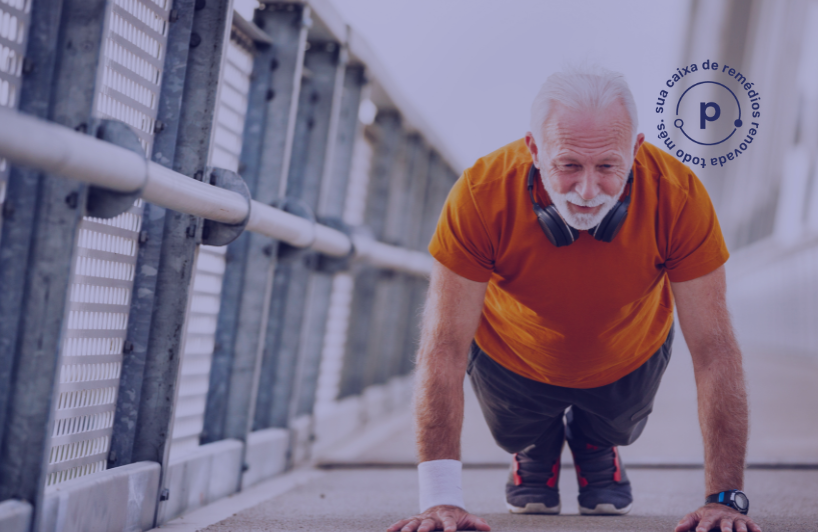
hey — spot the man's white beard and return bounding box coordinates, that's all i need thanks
[540,173,628,231]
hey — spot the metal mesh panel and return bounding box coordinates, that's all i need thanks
[0,0,31,230]
[170,35,254,458]
[49,207,143,486]
[315,132,373,405]
[341,133,374,227]
[210,39,253,171]
[314,273,354,407]
[47,0,170,487]
[97,0,170,153]
[170,244,226,457]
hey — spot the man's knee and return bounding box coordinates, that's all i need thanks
[607,419,647,446]
[494,437,530,455]
[567,408,650,447]
[482,410,566,454]
[485,420,541,454]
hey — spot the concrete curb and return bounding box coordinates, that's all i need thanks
[40,461,160,532]
[0,500,32,532]
[160,440,243,524]
[242,428,289,489]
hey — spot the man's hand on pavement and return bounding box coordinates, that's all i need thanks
[675,503,762,532]
[387,505,491,532]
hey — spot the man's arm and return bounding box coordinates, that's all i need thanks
[388,260,490,532]
[673,265,747,494]
[671,266,761,532]
[415,260,487,462]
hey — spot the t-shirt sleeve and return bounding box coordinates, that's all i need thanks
[664,171,730,282]
[428,172,495,282]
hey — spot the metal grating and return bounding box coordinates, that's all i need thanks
[170,34,254,458]
[314,131,373,408]
[209,38,253,171]
[170,244,226,457]
[0,0,31,230]
[47,0,170,487]
[96,0,170,154]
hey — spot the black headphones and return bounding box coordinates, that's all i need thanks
[527,164,633,247]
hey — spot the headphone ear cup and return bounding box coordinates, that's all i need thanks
[593,201,628,242]
[541,204,576,247]
[532,204,558,246]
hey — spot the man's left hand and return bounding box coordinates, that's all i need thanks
[675,503,762,532]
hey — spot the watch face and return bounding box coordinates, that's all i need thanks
[734,492,749,511]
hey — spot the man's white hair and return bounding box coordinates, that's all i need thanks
[530,65,638,148]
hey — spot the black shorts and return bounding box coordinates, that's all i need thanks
[466,323,675,457]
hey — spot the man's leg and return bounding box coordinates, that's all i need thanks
[467,341,569,456]
[467,341,570,513]
[566,323,675,515]
[567,323,674,446]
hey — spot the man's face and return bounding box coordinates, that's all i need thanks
[526,102,643,230]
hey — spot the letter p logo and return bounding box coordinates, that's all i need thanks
[700,102,720,129]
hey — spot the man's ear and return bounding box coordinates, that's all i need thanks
[633,132,645,158]
[525,132,540,169]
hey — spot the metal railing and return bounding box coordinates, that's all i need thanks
[0,107,434,276]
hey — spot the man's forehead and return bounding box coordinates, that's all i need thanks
[550,146,626,161]
[542,106,632,154]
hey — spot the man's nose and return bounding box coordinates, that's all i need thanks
[574,174,601,200]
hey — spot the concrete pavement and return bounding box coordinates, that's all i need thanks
[198,468,817,532]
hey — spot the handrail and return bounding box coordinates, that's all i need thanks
[0,109,433,277]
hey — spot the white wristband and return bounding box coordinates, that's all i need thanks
[418,459,465,513]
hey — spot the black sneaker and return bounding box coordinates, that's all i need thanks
[570,442,633,515]
[504,450,562,514]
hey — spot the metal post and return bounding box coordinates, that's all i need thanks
[201,2,310,445]
[0,0,105,523]
[108,0,197,469]
[337,110,404,398]
[253,40,340,431]
[292,63,365,421]
[127,0,234,523]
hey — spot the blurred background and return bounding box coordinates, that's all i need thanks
[0,1,816,531]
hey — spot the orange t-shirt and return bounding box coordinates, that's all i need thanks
[429,139,729,388]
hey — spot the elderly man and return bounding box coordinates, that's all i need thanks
[388,67,761,532]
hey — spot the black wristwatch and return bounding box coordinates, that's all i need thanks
[705,490,749,515]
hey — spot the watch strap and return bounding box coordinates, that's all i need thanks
[705,490,749,515]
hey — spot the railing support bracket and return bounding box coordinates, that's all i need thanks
[86,119,146,219]
[202,167,252,246]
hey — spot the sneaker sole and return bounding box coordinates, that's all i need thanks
[506,502,561,514]
[579,502,632,515]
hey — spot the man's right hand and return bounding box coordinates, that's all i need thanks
[387,505,491,532]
